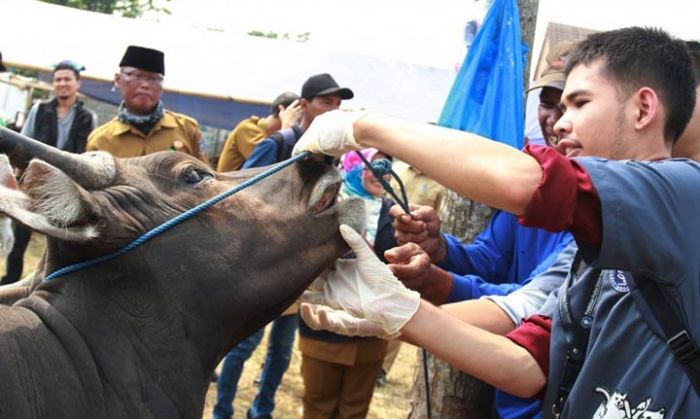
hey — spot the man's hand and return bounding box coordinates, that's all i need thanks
[391,204,447,263]
[279,99,302,130]
[292,110,366,157]
[386,243,453,305]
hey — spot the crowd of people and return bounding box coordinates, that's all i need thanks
[1,24,700,419]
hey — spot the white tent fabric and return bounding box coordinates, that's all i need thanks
[1,0,456,127]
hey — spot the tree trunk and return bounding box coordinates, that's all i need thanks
[407,1,539,417]
[519,0,539,88]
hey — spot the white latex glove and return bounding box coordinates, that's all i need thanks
[300,303,389,338]
[0,217,14,258]
[299,224,420,339]
[291,109,367,157]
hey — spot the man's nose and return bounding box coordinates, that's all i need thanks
[553,114,570,137]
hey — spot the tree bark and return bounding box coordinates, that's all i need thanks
[519,0,539,88]
[407,1,539,417]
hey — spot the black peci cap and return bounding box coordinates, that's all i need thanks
[119,45,165,75]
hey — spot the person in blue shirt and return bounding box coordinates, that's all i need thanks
[213,73,353,419]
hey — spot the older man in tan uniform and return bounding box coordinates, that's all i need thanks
[87,45,202,159]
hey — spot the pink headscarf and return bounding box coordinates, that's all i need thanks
[341,148,380,173]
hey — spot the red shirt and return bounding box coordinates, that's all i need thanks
[517,145,602,246]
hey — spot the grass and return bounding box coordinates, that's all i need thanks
[1,233,417,418]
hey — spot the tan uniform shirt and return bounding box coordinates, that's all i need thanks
[86,110,202,159]
[216,116,267,172]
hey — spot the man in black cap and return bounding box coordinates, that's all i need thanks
[241,73,353,168]
[86,45,203,160]
[1,59,97,285]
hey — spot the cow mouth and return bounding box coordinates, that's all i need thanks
[309,181,340,216]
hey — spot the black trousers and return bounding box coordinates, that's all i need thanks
[0,222,32,285]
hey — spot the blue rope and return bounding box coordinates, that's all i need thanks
[44,151,311,282]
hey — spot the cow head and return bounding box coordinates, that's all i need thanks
[0,127,364,395]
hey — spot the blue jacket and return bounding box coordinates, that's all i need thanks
[440,210,573,302]
[438,210,573,419]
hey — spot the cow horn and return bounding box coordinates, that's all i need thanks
[0,126,114,189]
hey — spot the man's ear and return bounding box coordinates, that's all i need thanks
[633,87,661,131]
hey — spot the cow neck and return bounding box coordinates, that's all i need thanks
[35,272,208,418]
[15,295,110,418]
[44,151,312,283]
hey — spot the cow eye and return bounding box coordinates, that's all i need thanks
[182,168,213,184]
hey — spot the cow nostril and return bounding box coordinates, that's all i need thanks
[310,182,340,215]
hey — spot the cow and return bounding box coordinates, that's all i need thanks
[0,126,364,419]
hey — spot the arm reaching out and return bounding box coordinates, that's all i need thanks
[301,225,547,398]
[294,111,543,215]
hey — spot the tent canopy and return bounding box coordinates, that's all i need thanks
[2,0,455,129]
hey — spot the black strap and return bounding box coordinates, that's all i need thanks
[636,273,700,396]
[272,125,304,162]
[552,253,602,418]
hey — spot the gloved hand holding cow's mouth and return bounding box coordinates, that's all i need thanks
[300,224,420,339]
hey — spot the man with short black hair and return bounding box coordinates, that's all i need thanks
[1,59,97,285]
[87,45,203,160]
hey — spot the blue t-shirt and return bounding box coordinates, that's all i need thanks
[545,157,700,418]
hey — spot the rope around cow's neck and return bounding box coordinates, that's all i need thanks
[44,151,409,283]
[44,151,313,282]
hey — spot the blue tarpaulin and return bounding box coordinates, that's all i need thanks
[438,0,525,149]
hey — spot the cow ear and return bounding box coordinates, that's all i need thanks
[0,160,99,243]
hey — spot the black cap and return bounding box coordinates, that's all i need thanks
[301,73,353,100]
[270,91,300,116]
[0,51,7,72]
[119,45,165,75]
